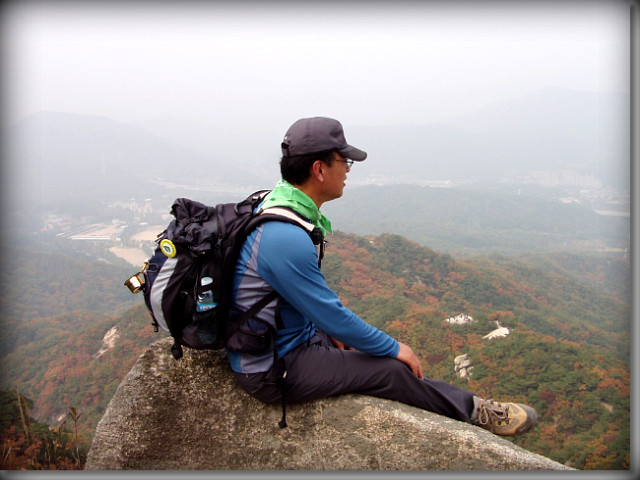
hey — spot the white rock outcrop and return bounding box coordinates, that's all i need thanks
[483,321,510,340]
[94,326,119,358]
[445,313,475,325]
[454,353,474,379]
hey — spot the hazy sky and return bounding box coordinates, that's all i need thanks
[2,0,631,135]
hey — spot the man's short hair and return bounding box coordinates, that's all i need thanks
[280,150,334,185]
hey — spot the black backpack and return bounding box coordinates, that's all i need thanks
[124,190,325,360]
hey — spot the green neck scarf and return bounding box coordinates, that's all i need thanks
[262,180,332,236]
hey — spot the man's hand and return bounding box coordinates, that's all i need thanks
[396,342,424,379]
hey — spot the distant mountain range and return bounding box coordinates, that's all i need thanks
[344,87,629,190]
[131,87,630,192]
[2,87,629,217]
[3,111,268,212]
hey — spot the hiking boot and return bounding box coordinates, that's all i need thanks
[471,397,538,436]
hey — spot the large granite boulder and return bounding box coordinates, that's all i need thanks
[86,337,573,471]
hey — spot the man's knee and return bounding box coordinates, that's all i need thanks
[374,356,425,387]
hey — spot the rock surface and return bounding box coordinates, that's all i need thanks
[86,337,573,471]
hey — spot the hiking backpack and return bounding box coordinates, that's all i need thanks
[124,190,325,360]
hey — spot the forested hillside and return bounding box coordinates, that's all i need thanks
[0,240,154,466]
[0,239,139,322]
[508,251,631,304]
[324,232,629,469]
[0,232,630,470]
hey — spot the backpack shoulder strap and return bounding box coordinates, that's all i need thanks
[258,206,316,232]
[257,207,325,266]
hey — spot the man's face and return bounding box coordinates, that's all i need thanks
[321,152,353,202]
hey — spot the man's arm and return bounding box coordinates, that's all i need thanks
[258,222,425,378]
[257,222,399,357]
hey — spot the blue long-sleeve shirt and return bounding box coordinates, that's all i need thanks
[226,219,399,374]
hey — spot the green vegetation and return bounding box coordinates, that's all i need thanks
[0,237,139,322]
[1,391,86,469]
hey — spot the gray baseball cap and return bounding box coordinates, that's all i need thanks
[281,117,367,161]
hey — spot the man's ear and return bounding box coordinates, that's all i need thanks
[311,160,325,183]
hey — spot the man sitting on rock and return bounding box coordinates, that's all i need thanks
[226,116,538,437]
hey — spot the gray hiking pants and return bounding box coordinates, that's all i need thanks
[233,329,476,423]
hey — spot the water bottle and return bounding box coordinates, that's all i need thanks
[196,276,217,312]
